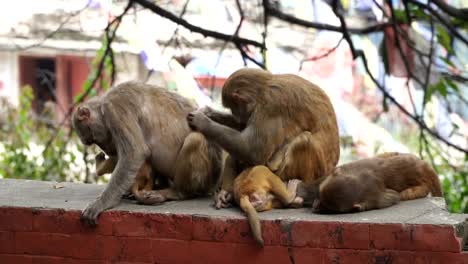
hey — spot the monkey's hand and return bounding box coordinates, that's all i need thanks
[287,179,304,208]
[214,189,233,209]
[187,110,211,132]
[81,200,105,227]
[200,106,215,117]
[81,196,120,227]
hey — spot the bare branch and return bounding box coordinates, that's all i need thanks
[430,0,468,20]
[408,0,468,45]
[331,0,357,59]
[299,37,344,71]
[357,49,467,154]
[13,3,90,50]
[264,0,392,34]
[131,0,265,49]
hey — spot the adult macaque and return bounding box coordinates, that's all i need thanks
[187,68,340,208]
[298,152,443,213]
[233,165,302,246]
[72,81,222,226]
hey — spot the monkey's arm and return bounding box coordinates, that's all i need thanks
[203,107,243,130]
[200,119,278,166]
[81,105,147,226]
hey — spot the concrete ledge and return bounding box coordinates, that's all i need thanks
[0,178,467,263]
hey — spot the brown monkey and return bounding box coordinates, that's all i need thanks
[233,165,302,246]
[297,152,443,213]
[94,152,157,205]
[72,81,222,226]
[187,68,340,209]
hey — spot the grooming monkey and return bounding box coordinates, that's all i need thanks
[296,152,443,213]
[72,81,222,226]
[187,68,340,209]
[94,152,159,205]
[233,165,302,246]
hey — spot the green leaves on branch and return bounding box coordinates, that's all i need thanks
[424,77,459,103]
[73,33,114,104]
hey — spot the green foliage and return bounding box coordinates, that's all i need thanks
[0,86,81,181]
[442,166,468,213]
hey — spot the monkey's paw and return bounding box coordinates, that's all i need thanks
[287,179,301,190]
[187,110,211,132]
[214,189,233,209]
[81,200,103,227]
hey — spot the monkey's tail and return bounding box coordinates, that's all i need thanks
[425,165,443,197]
[239,195,264,247]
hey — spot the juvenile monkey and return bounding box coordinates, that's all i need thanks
[233,166,302,246]
[94,152,157,205]
[187,68,340,209]
[73,81,222,226]
[298,152,443,213]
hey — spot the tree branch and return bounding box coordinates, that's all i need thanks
[430,0,468,19]
[299,37,344,70]
[131,0,265,49]
[264,0,392,34]
[408,0,468,45]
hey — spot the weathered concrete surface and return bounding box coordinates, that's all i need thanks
[0,178,466,225]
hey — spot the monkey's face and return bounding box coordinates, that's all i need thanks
[229,98,255,125]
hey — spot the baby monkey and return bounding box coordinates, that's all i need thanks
[95,152,156,204]
[233,165,303,247]
[296,152,443,214]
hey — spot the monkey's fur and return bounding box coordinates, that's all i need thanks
[233,166,302,246]
[297,152,443,213]
[187,68,340,209]
[72,81,222,226]
[95,152,159,205]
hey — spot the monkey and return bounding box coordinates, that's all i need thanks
[94,152,159,205]
[187,68,340,209]
[233,165,303,246]
[295,152,443,214]
[72,81,222,226]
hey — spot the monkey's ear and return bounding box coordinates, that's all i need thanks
[77,106,91,121]
[232,92,249,104]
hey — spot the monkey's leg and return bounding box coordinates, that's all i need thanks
[266,172,295,207]
[135,133,215,205]
[274,131,330,183]
[399,185,430,200]
[354,189,400,212]
[214,154,238,209]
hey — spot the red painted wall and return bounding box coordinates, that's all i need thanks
[0,207,466,263]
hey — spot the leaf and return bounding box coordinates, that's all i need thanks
[53,182,65,189]
[436,25,454,55]
[424,84,436,103]
[435,80,448,97]
[438,56,455,68]
[393,9,408,23]
[444,78,459,92]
